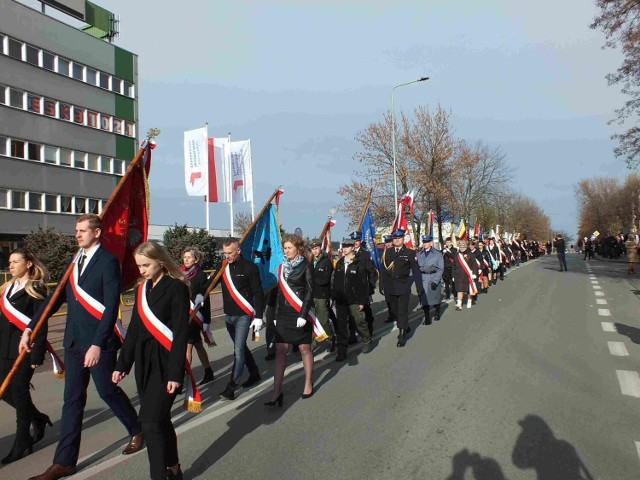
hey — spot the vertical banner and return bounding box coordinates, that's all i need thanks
[229,140,254,204]
[208,137,230,203]
[184,127,208,196]
[361,207,380,269]
[240,204,284,291]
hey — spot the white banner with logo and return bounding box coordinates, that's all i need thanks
[184,127,209,196]
[229,140,254,204]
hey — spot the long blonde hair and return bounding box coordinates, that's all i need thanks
[0,248,49,300]
[134,241,188,287]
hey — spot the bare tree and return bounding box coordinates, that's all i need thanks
[233,211,253,237]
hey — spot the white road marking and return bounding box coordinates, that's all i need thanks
[616,370,640,398]
[608,341,629,356]
[596,299,607,305]
[635,441,640,463]
[592,285,601,290]
[601,322,617,332]
[595,291,605,297]
[598,309,611,316]
[590,281,599,285]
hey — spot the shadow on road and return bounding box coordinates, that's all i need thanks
[446,449,510,480]
[613,323,640,345]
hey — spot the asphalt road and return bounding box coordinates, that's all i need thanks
[2,252,640,479]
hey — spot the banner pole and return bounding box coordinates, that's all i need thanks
[228,132,234,237]
[205,122,210,234]
[357,188,374,231]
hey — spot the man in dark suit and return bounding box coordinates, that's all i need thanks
[379,229,424,347]
[351,231,378,337]
[21,214,143,480]
[554,234,568,272]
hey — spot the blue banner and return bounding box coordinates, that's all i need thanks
[361,206,381,270]
[240,204,284,291]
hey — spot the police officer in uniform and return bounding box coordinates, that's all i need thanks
[379,235,395,324]
[416,235,443,324]
[379,229,424,347]
[350,231,378,337]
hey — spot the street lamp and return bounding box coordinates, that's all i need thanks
[391,76,429,207]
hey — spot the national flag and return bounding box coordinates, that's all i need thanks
[458,219,467,241]
[240,203,284,291]
[208,137,230,203]
[428,211,436,239]
[489,228,496,240]
[473,222,480,238]
[228,140,254,204]
[101,140,153,291]
[361,206,380,269]
[393,190,415,248]
[184,128,208,197]
[321,218,336,258]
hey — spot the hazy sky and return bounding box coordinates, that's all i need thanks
[35,0,629,238]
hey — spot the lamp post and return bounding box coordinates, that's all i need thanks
[391,77,429,207]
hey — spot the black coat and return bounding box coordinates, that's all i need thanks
[354,247,378,294]
[116,275,190,389]
[331,255,369,305]
[218,256,264,318]
[312,253,333,299]
[0,284,47,364]
[274,259,314,321]
[379,246,424,296]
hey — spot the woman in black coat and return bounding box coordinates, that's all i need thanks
[0,248,51,464]
[265,234,314,406]
[113,241,190,480]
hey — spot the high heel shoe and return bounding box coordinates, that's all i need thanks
[1,443,33,464]
[31,414,52,444]
[301,388,314,399]
[264,392,283,407]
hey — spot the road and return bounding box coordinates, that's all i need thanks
[1,252,639,479]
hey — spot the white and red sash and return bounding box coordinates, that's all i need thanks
[1,286,64,378]
[277,265,328,342]
[189,300,215,346]
[457,254,478,295]
[69,251,126,343]
[136,282,202,412]
[222,266,256,319]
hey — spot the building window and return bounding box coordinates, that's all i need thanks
[74,152,86,169]
[87,111,98,128]
[125,122,135,138]
[27,95,41,113]
[0,189,7,208]
[0,136,6,156]
[86,67,97,85]
[9,88,23,108]
[26,45,39,66]
[42,51,55,71]
[88,198,99,214]
[0,84,5,104]
[73,106,85,125]
[12,191,26,209]
[75,197,86,214]
[0,35,4,55]
[45,194,57,212]
[99,72,109,89]
[8,38,22,60]
[27,143,41,161]
[100,157,112,173]
[59,103,71,121]
[112,118,123,135]
[100,114,111,131]
[44,145,57,164]
[57,57,70,76]
[87,154,99,171]
[10,140,24,158]
[43,98,56,117]
[124,81,134,98]
[59,148,72,166]
[29,192,42,211]
[71,63,83,81]
[111,78,122,95]
[113,159,124,175]
[60,196,72,213]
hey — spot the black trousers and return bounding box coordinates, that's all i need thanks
[557,253,568,271]
[0,355,43,450]
[53,346,141,467]
[443,269,456,299]
[388,293,411,329]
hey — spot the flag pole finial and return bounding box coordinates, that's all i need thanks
[146,128,161,141]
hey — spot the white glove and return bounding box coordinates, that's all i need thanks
[202,323,211,332]
[250,318,263,331]
[471,274,477,279]
[194,294,204,307]
[273,320,277,326]
[296,317,307,328]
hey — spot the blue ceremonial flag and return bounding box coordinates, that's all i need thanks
[361,206,381,269]
[240,203,284,291]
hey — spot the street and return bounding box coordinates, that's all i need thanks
[2,253,639,479]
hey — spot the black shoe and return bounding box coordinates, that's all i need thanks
[328,337,337,353]
[348,337,358,345]
[397,330,407,347]
[384,317,394,324]
[1,443,33,465]
[219,383,236,401]
[265,352,276,361]
[435,307,441,321]
[31,413,52,444]
[362,342,372,354]
[335,352,347,362]
[199,367,214,386]
[264,392,283,407]
[166,464,183,480]
[241,373,261,389]
[423,317,431,325]
[301,388,314,399]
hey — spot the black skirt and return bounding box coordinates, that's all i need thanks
[274,311,313,345]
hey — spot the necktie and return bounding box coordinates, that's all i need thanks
[78,254,87,275]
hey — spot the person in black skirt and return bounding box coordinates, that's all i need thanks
[113,241,189,480]
[180,247,214,385]
[265,234,314,406]
[0,248,51,464]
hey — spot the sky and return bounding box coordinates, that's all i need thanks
[34,0,630,238]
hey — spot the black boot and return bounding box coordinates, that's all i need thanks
[422,306,432,325]
[397,329,407,347]
[435,305,441,321]
[219,381,237,400]
[328,336,337,352]
[199,367,214,386]
[31,413,52,444]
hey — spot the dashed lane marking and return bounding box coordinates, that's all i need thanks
[616,370,640,398]
[608,341,629,356]
[591,281,599,284]
[596,299,608,305]
[593,285,602,290]
[601,322,617,332]
[598,309,611,316]
[595,291,605,297]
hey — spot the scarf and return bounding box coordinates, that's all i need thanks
[283,255,304,280]
[180,264,199,281]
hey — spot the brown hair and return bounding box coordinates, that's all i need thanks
[282,234,305,256]
[76,214,101,230]
[181,246,204,264]
[134,241,188,286]
[0,248,49,300]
